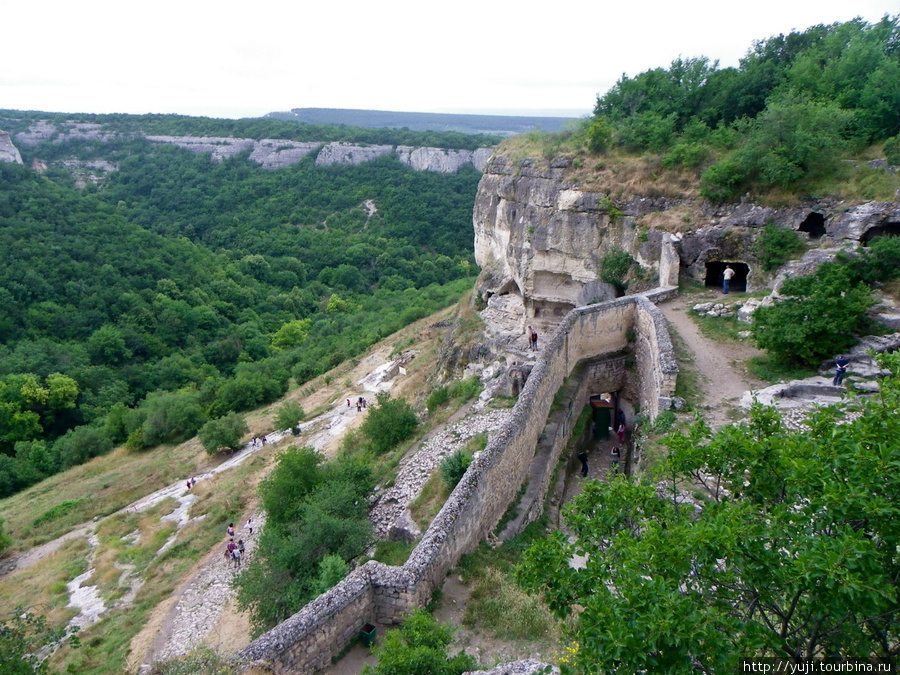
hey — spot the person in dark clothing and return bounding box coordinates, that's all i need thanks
[577,451,589,477]
[833,355,850,386]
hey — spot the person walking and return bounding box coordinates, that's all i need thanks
[611,446,620,474]
[722,265,735,294]
[577,450,589,477]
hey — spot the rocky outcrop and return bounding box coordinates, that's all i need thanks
[13,121,494,174]
[0,131,22,164]
[473,155,680,334]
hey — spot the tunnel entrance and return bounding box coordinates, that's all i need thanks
[862,222,900,245]
[704,261,749,292]
[799,212,826,238]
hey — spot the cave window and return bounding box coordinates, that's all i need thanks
[798,212,826,239]
[862,222,900,245]
[704,261,749,292]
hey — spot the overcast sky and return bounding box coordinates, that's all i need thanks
[1,0,896,120]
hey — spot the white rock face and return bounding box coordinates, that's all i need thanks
[15,121,495,174]
[473,155,678,333]
[315,142,394,166]
[0,131,22,164]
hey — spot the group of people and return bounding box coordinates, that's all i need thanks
[347,396,368,412]
[224,520,253,569]
[577,410,627,478]
[185,476,197,490]
[250,436,267,448]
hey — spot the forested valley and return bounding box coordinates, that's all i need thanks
[0,116,491,498]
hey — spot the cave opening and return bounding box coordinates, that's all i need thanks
[704,261,749,292]
[862,222,900,245]
[799,212,826,238]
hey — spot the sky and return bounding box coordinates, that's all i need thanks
[1,0,897,120]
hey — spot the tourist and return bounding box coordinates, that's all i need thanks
[577,450,589,477]
[226,522,235,538]
[722,265,735,294]
[611,446,620,474]
[833,354,850,386]
[617,422,626,443]
[245,518,253,536]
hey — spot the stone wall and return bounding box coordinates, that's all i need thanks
[238,289,678,673]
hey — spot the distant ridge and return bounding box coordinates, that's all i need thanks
[266,107,577,136]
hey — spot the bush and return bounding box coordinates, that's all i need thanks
[198,412,249,455]
[362,609,476,675]
[753,225,805,272]
[883,134,900,165]
[53,425,114,469]
[426,387,450,413]
[440,451,472,490]
[275,401,305,430]
[360,392,419,454]
[600,249,634,295]
[0,516,12,556]
[586,117,613,154]
[700,160,746,203]
[752,263,875,366]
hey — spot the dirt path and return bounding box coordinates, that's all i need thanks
[658,292,766,428]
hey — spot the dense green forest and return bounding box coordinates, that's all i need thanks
[586,16,900,200]
[0,118,486,498]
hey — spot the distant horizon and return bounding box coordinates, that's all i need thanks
[1,105,590,122]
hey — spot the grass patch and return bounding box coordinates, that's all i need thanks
[370,540,415,567]
[454,520,564,644]
[32,497,91,528]
[689,311,745,342]
[746,355,818,384]
[409,473,449,530]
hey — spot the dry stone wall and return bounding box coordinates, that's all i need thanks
[238,289,677,674]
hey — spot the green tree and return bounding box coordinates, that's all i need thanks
[53,425,114,469]
[362,609,476,675]
[0,515,11,555]
[274,401,305,431]
[518,355,900,672]
[271,319,311,349]
[198,412,249,455]
[752,224,805,271]
[360,392,419,454]
[752,262,875,365]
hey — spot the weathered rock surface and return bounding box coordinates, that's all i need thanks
[0,130,22,164]
[13,121,494,174]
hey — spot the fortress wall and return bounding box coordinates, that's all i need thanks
[238,289,678,674]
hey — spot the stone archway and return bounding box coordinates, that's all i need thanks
[704,261,750,292]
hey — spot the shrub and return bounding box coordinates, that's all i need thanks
[586,117,613,154]
[275,401,305,430]
[752,263,875,366]
[600,249,634,295]
[360,392,418,454]
[53,425,114,469]
[700,160,745,203]
[0,516,12,556]
[426,387,450,413]
[440,450,472,490]
[198,413,249,455]
[885,135,900,165]
[753,225,805,272]
[362,609,475,675]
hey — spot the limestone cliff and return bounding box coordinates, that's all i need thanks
[0,131,23,164]
[473,152,900,337]
[13,120,492,174]
[473,155,680,334]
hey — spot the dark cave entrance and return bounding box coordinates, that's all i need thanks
[862,222,900,245]
[799,212,826,238]
[704,261,749,292]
